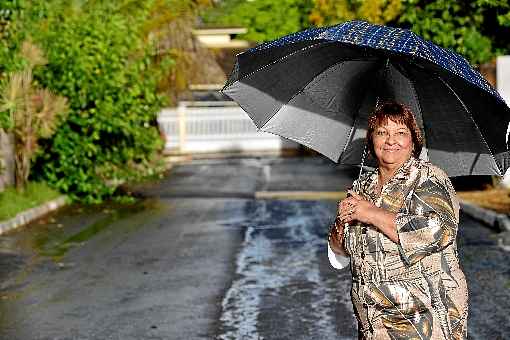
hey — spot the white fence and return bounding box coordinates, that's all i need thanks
[157,101,299,154]
[497,55,510,106]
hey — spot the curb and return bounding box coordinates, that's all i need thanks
[460,200,510,232]
[255,191,347,200]
[0,195,69,235]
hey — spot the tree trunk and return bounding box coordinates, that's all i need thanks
[0,130,15,192]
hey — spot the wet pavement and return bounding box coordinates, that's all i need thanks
[0,156,509,339]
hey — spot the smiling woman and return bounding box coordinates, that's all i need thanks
[328,101,469,340]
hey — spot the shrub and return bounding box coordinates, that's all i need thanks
[25,2,172,203]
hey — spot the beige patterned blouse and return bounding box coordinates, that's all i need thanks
[343,157,469,340]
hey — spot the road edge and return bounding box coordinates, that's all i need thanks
[460,200,510,232]
[0,195,69,235]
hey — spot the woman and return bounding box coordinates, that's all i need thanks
[328,102,469,340]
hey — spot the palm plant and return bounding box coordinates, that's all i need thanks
[0,41,68,191]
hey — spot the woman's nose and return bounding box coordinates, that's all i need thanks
[385,133,397,143]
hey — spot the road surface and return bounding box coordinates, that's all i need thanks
[0,157,509,339]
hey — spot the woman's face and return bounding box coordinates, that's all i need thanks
[372,118,413,168]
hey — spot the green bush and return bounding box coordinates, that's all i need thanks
[22,2,173,203]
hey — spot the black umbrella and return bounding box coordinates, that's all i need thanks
[222,20,510,177]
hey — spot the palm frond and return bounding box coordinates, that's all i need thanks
[21,40,47,69]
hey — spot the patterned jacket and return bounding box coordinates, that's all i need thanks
[343,156,468,340]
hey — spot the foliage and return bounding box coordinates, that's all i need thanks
[399,0,510,65]
[0,0,25,129]
[0,0,214,203]
[202,0,509,65]
[309,0,403,26]
[0,41,69,191]
[0,181,62,221]
[22,1,172,203]
[201,0,314,42]
[151,1,223,102]
[0,0,24,76]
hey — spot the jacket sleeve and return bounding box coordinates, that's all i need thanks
[328,242,350,269]
[394,168,459,266]
[327,176,366,270]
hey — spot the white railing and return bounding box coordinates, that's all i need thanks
[157,101,298,154]
[497,55,510,106]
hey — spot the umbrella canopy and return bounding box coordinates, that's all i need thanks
[222,20,510,177]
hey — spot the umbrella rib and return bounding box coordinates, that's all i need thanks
[340,115,357,160]
[437,76,500,176]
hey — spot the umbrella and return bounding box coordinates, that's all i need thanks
[221,20,510,177]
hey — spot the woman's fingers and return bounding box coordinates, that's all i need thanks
[339,191,372,223]
[337,191,367,223]
[339,205,356,223]
[347,190,363,200]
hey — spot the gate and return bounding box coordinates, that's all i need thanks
[157,101,298,154]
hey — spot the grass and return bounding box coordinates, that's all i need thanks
[458,188,510,214]
[0,182,62,222]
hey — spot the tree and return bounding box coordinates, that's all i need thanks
[146,0,223,102]
[309,0,403,26]
[399,0,510,65]
[201,0,314,42]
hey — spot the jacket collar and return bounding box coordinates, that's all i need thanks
[392,156,415,181]
[375,156,416,185]
[360,157,417,199]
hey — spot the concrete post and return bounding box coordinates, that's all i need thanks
[177,102,187,153]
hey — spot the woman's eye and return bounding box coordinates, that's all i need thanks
[376,131,387,136]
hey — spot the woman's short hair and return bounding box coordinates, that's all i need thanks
[366,101,423,158]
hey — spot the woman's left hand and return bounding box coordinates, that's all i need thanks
[339,191,378,225]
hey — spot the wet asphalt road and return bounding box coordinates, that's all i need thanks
[0,156,509,340]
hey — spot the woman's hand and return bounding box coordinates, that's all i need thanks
[339,190,377,225]
[339,190,399,243]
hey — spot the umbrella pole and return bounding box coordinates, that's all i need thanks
[356,59,388,181]
[356,58,389,180]
[358,144,367,180]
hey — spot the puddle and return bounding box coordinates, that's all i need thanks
[217,200,356,339]
[37,199,162,260]
[5,198,164,263]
